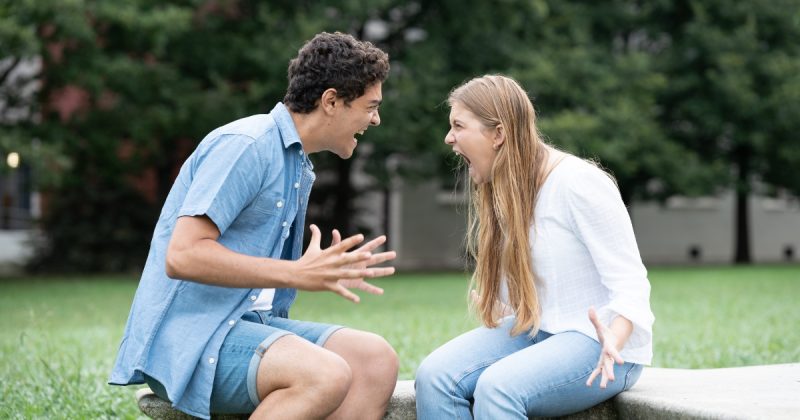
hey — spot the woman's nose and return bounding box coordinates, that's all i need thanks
[444,131,455,145]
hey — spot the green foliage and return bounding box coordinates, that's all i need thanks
[3,0,800,270]
[649,0,800,260]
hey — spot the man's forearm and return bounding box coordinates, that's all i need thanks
[166,238,294,288]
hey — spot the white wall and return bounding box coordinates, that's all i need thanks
[393,181,800,269]
[0,230,33,275]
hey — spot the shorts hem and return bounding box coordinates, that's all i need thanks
[246,330,293,407]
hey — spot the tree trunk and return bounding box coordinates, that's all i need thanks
[333,158,354,236]
[382,185,391,250]
[734,149,751,264]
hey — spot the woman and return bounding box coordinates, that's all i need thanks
[415,75,654,419]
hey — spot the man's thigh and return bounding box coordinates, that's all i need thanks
[210,312,344,414]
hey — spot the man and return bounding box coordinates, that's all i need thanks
[109,32,398,420]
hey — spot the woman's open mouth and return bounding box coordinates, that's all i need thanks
[455,151,472,167]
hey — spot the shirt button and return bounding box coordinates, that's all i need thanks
[298,150,303,155]
[250,295,257,301]
[208,357,216,364]
[276,201,283,208]
[294,182,300,189]
[282,221,288,227]
[228,320,235,326]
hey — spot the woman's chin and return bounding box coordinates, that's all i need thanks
[468,167,487,185]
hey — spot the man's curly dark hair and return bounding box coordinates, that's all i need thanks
[284,32,390,114]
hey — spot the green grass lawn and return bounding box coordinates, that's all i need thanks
[1,265,799,418]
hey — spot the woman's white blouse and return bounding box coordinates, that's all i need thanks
[522,155,654,365]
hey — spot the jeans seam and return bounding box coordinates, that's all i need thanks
[450,358,504,420]
[622,364,638,391]
[526,365,597,402]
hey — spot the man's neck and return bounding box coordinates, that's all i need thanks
[289,109,326,155]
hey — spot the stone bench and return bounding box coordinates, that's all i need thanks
[137,363,800,419]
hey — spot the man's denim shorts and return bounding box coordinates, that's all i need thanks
[144,310,343,414]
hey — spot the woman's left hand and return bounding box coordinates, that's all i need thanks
[586,306,625,388]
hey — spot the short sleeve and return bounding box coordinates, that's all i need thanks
[178,135,265,235]
[565,164,655,350]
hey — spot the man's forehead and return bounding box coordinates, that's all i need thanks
[362,83,383,102]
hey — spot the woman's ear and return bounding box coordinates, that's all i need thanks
[493,124,506,150]
[320,88,338,115]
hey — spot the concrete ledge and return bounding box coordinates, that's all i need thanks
[616,363,800,420]
[137,364,800,419]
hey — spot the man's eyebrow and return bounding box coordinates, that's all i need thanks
[368,99,382,105]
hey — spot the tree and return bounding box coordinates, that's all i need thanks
[9,0,785,272]
[652,0,800,262]
[362,0,716,205]
[4,0,403,271]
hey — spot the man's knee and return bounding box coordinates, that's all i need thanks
[309,350,353,402]
[257,336,352,404]
[360,332,399,380]
[327,329,399,383]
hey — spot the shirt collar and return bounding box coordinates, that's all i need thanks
[270,102,314,169]
[270,102,302,149]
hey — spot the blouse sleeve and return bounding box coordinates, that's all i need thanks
[565,164,655,351]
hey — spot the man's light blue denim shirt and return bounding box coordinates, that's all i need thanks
[109,103,315,419]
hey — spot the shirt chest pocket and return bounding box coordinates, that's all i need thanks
[237,191,286,230]
[249,191,286,216]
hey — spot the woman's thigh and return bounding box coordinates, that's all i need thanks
[474,331,642,418]
[416,317,549,399]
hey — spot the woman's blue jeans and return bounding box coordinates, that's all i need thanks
[415,317,642,419]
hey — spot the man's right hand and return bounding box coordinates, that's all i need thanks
[291,224,396,302]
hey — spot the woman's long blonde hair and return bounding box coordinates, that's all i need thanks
[449,75,550,336]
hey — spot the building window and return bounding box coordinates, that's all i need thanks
[1,159,33,230]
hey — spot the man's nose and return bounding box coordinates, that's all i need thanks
[370,110,381,126]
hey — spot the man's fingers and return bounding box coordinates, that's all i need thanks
[331,283,360,303]
[330,229,341,247]
[364,266,395,278]
[335,267,394,281]
[366,251,397,266]
[307,224,322,251]
[328,233,365,254]
[340,251,373,266]
[355,235,387,253]
[346,280,384,295]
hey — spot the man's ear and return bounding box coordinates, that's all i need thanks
[493,124,506,149]
[320,88,338,115]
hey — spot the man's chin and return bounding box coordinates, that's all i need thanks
[336,148,355,159]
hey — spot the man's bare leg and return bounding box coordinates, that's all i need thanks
[324,329,399,420]
[250,335,352,420]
